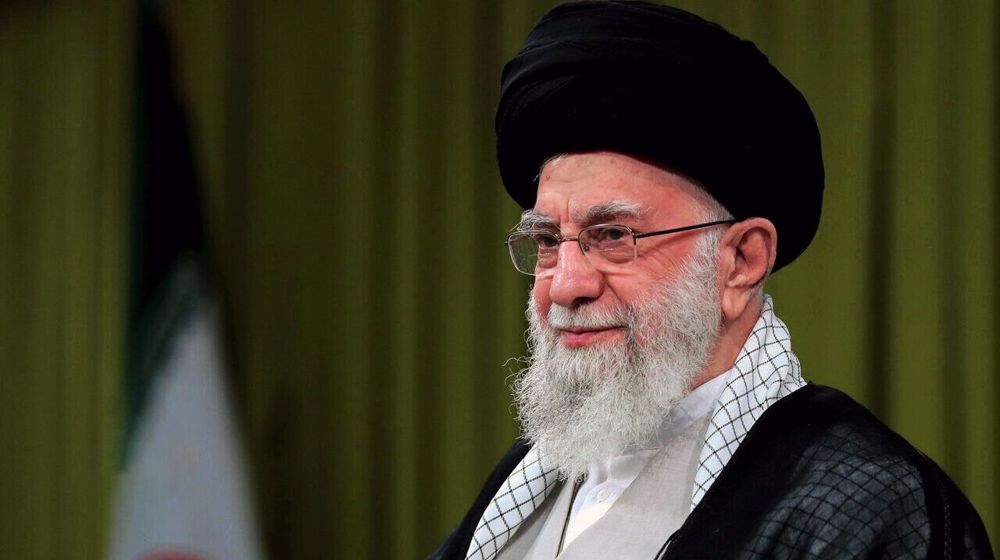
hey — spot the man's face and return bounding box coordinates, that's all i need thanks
[513,151,726,478]
[529,151,716,345]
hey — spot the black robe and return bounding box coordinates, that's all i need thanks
[430,385,993,559]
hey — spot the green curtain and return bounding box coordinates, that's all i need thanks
[0,2,130,558]
[0,1,996,558]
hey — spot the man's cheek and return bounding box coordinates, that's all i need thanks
[530,284,551,323]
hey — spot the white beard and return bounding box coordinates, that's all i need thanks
[513,237,723,480]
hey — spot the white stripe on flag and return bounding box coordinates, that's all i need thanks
[109,301,263,560]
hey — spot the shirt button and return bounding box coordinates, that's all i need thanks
[595,488,612,503]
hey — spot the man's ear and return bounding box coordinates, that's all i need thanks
[718,218,777,322]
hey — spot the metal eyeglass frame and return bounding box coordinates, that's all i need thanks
[505,219,736,276]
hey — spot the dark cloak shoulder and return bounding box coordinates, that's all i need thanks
[429,385,993,559]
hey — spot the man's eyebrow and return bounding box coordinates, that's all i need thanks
[514,202,645,231]
[573,201,645,227]
[515,210,557,231]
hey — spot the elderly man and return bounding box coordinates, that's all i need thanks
[431,2,991,559]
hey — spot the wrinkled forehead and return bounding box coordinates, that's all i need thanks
[530,152,715,226]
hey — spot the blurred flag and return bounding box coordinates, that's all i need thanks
[108,4,264,560]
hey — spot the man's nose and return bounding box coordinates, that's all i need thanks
[548,240,604,308]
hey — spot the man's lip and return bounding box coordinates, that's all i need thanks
[557,326,625,347]
[557,326,621,334]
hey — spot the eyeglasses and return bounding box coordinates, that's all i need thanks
[505,220,735,276]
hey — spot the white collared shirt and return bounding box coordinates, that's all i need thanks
[562,373,729,547]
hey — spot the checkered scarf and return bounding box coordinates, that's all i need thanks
[465,295,805,560]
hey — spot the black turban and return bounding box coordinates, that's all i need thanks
[496,1,824,272]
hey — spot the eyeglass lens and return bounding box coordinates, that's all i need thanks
[509,225,635,274]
